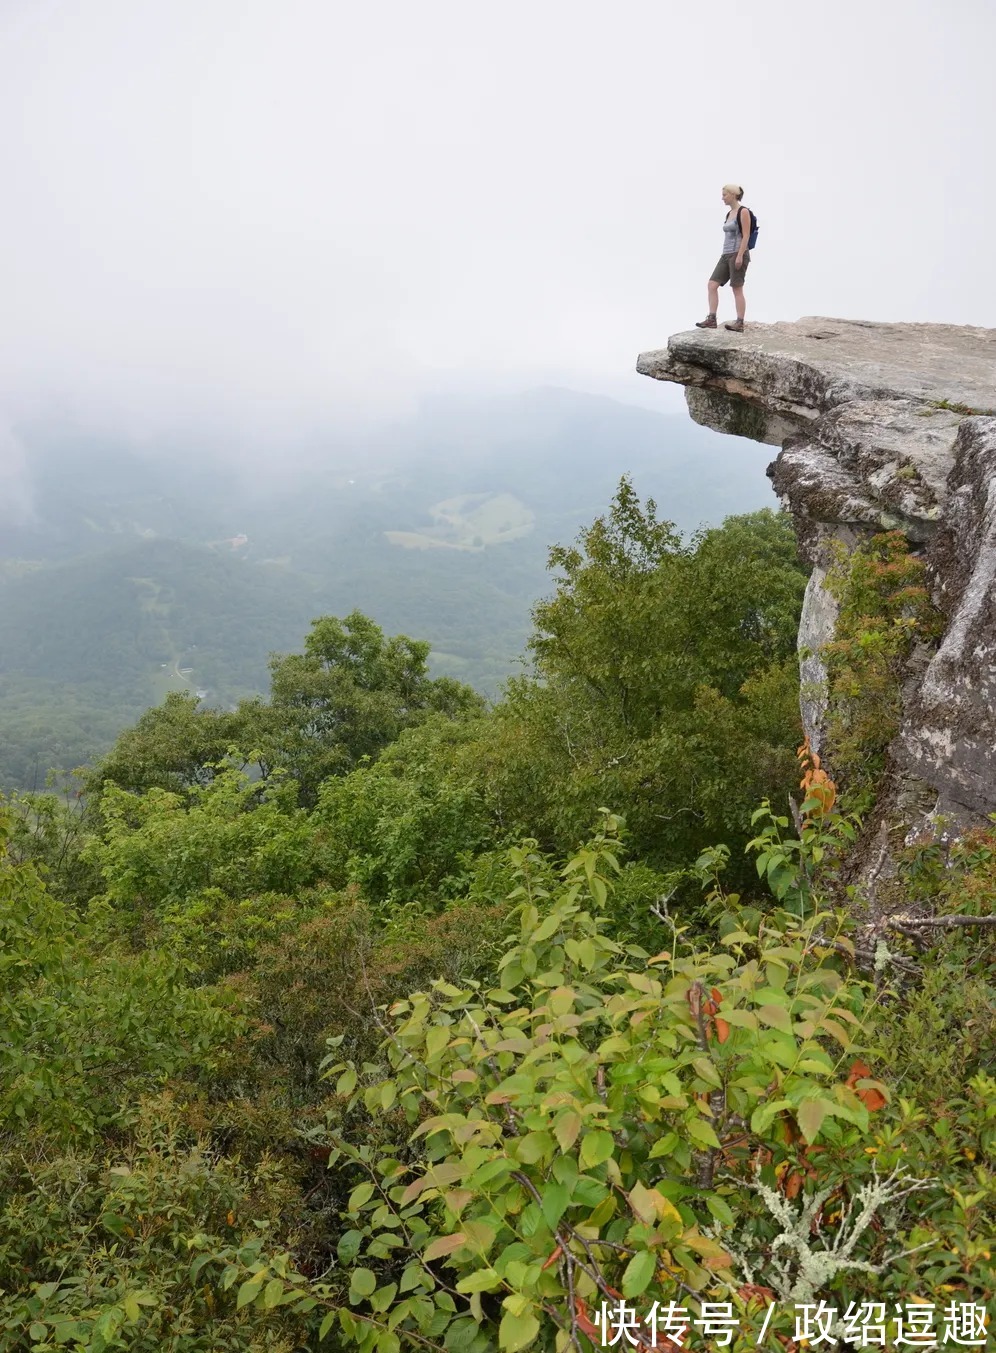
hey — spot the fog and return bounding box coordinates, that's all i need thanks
[0,0,993,472]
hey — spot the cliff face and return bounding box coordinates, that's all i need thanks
[637,318,996,883]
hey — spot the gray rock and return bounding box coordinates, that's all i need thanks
[637,317,996,877]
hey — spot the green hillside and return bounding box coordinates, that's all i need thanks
[0,389,777,790]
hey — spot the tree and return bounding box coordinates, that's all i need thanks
[251,612,482,802]
[84,692,253,800]
[88,613,485,810]
[465,483,808,878]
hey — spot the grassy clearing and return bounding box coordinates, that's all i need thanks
[386,492,535,551]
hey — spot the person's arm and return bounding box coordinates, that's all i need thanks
[736,206,750,263]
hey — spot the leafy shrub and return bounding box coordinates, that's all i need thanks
[0,1095,308,1353]
[269,823,907,1351]
[0,810,237,1141]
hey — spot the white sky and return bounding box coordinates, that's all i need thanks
[0,0,993,443]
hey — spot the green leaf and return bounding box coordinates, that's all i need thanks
[425,1025,451,1059]
[685,1118,721,1150]
[555,1110,582,1152]
[337,1067,357,1096]
[456,1269,503,1294]
[649,1129,681,1161]
[371,1283,399,1314]
[516,1131,554,1164]
[621,1249,656,1298]
[706,1195,735,1226]
[797,1098,829,1144]
[757,1004,794,1034]
[720,929,755,946]
[468,1157,513,1188]
[399,1262,424,1294]
[691,1056,723,1088]
[236,1280,262,1310]
[579,1129,614,1168]
[541,1182,570,1232]
[349,1267,377,1303]
[751,1098,792,1135]
[319,1312,336,1342]
[348,1182,376,1210]
[443,1318,481,1351]
[531,913,562,944]
[338,1229,364,1263]
[499,1310,540,1351]
[262,1278,285,1309]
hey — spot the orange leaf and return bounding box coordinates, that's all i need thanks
[714,1018,730,1044]
[784,1170,804,1200]
[846,1060,887,1111]
[858,1085,887,1112]
[541,1244,563,1271]
[423,1232,466,1262]
[739,1284,776,1307]
[574,1300,600,1342]
[846,1060,871,1087]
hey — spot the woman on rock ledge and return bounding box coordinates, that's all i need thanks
[696,184,752,333]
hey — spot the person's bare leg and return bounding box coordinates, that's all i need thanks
[708,280,720,315]
[731,284,746,321]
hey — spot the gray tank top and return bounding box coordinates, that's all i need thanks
[722,209,744,255]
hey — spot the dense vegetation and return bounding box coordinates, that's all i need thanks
[1,487,992,1353]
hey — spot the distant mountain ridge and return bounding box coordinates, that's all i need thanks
[0,386,777,789]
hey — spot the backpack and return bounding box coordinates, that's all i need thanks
[738,205,759,249]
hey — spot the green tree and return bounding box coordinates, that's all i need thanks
[84,691,255,800]
[314,716,495,914]
[83,765,320,977]
[465,483,808,879]
[0,806,236,1142]
[266,611,483,800]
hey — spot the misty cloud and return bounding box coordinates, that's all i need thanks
[0,0,992,451]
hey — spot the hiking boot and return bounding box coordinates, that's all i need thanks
[695,314,717,329]
[724,318,745,332]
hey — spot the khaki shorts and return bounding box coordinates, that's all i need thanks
[711,251,750,287]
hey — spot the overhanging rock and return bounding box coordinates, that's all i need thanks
[637,317,996,838]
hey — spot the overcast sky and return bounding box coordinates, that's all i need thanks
[0,0,993,452]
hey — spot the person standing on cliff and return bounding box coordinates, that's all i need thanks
[696,184,751,332]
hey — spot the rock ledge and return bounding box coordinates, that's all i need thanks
[637,317,996,849]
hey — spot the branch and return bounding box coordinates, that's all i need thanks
[888,913,996,930]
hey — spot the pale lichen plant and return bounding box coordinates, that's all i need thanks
[718,1162,936,1316]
